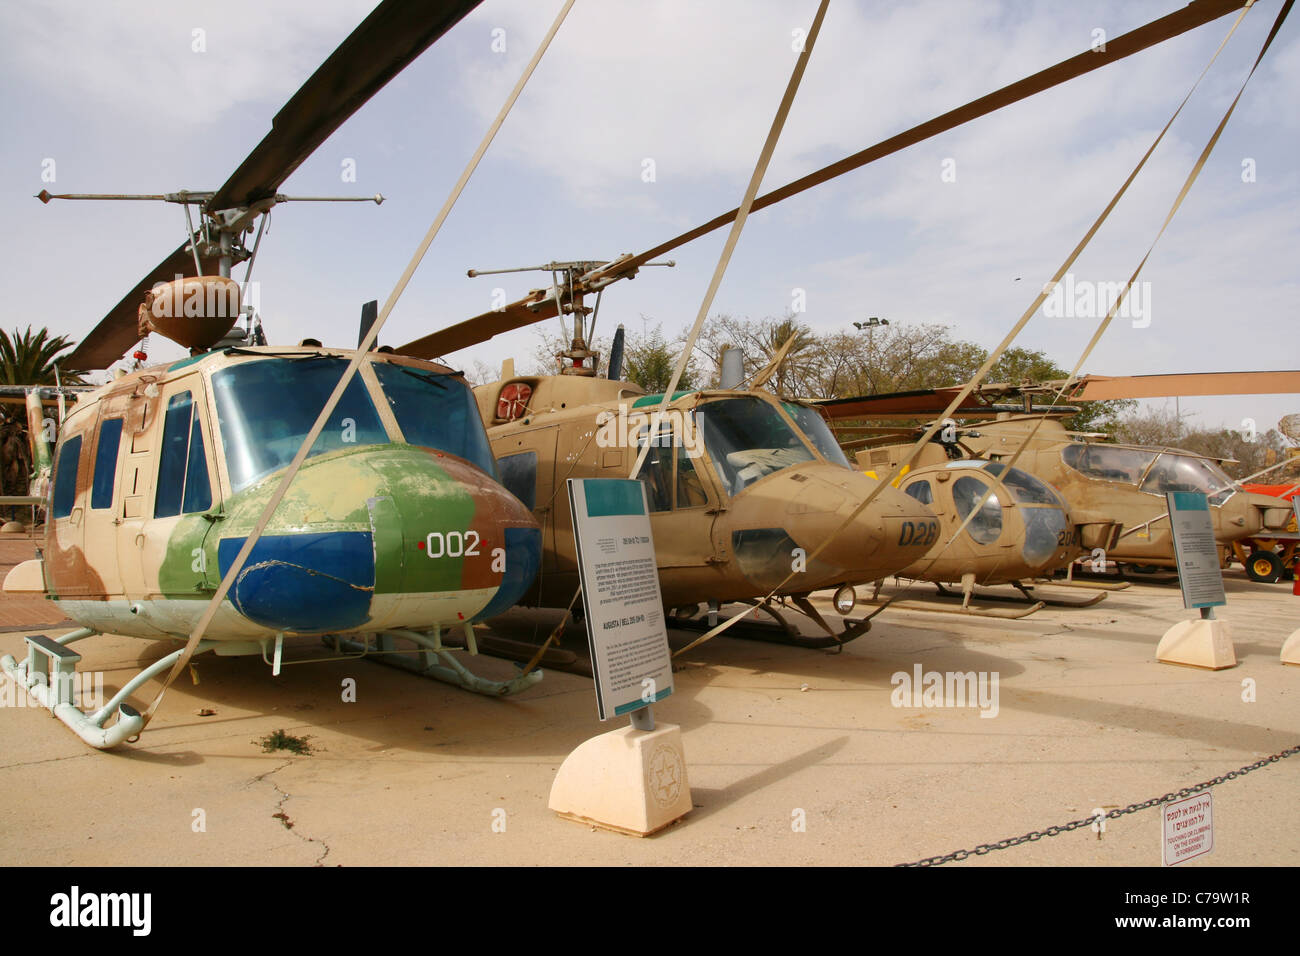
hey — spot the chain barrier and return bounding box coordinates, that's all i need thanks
[895,744,1300,867]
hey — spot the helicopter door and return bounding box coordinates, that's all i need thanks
[123,376,222,602]
[47,427,91,596]
[115,384,162,602]
[632,424,721,568]
[81,410,127,597]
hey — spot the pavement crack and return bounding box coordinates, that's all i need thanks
[254,759,332,866]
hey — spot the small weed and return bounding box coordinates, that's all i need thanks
[259,729,312,755]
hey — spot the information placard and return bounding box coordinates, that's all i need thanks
[1162,791,1213,866]
[566,478,673,721]
[1166,491,1226,610]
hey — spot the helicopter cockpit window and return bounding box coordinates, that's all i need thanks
[783,403,851,468]
[1060,444,1156,485]
[91,418,124,510]
[982,461,1063,505]
[370,362,497,477]
[1138,453,1235,506]
[634,427,674,513]
[155,392,212,518]
[51,435,82,520]
[676,446,708,508]
[903,480,933,506]
[212,359,388,492]
[697,398,814,496]
[952,475,1003,544]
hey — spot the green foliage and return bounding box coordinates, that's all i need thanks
[0,327,83,386]
[978,346,1134,434]
[0,410,33,510]
[259,729,313,755]
[623,322,693,392]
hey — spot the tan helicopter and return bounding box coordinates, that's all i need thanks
[821,373,1298,583]
[855,454,1120,615]
[436,263,943,648]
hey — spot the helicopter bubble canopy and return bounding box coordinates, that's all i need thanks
[933,460,1069,567]
[1060,444,1236,506]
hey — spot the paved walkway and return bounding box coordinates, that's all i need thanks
[0,534,72,632]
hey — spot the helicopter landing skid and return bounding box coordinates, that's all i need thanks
[669,599,870,650]
[861,596,1046,619]
[0,628,217,749]
[330,627,543,697]
[1011,581,1108,608]
[1042,575,1132,592]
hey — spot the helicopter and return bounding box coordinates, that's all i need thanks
[0,0,554,750]
[820,375,1297,582]
[856,454,1121,616]
[427,261,944,648]
[7,0,1281,745]
[377,0,1290,646]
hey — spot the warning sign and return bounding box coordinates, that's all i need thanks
[1162,791,1213,866]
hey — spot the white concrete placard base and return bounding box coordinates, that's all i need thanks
[549,722,691,837]
[1156,618,1237,670]
[1281,627,1300,666]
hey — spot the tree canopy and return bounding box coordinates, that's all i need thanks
[1,327,83,386]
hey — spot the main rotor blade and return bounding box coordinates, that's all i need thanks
[816,388,989,421]
[396,0,1249,360]
[1067,370,1300,400]
[399,296,560,359]
[64,242,221,370]
[206,0,483,214]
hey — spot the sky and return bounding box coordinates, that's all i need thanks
[1,0,1296,437]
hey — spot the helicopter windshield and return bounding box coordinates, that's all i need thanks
[212,358,389,492]
[369,362,496,476]
[981,461,1065,506]
[1139,453,1236,506]
[696,397,814,495]
[783,403,851,467]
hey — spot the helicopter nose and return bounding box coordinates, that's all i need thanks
[726,463,938,589]
[1247,493,1293,533]
[360,450,540,627]
[1218,494,1266,539]
[217,527,377,633]
[216,448,539,634]
[801,471,940,581]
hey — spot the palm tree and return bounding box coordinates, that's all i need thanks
[0,326,84,386]
[1,409,34,507]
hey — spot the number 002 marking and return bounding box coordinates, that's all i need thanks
[425,530,481,558]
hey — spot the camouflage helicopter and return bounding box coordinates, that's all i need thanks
[397,262,941,647]
[2,0,548,750]
[820,372,1298,582]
